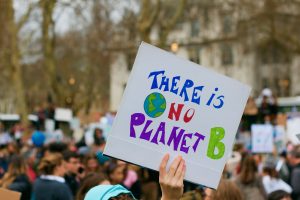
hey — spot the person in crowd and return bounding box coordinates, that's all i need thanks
[84,154,102,173]
[140,168,160,200]
[93,128,105,146]
[253,153,264,174]
[203,179,243,200]
[0,155,31,200]
[32,153,73,200]
[76,172,110,200]
[84,154,185,200]
[120,161,142,199]
[268,190,292,200]
[23,148,37,183]
[277,151,290,184]
[259,95,272,123]
[242,96,259,131]
[63,150,81,196]
[287,145,300,200]
[262,161,292,194]
[234,155,266,200]
[45,142,68,154]
[106,160,126,185]
[269,94,278,124]
[92,128,106,153]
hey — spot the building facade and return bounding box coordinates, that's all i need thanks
[110,0,300,111]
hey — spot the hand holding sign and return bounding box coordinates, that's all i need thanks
[159,154,186,200]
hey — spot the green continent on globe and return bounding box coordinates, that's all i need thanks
[144,92,166,118]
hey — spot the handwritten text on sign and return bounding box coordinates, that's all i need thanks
[130,70,226,159]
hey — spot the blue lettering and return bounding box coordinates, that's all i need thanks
[170,76,180,94]
[148,70,165,89]
[179,79,194,102]
[191,86,204,105]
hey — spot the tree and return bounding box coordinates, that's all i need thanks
[137,0,187,48]
[40,0,59,103]
[0,1,33,123]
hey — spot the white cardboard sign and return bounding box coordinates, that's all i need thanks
[251,124,274,153]
[287,117,300,144]
[54,108,73,122]
[104,42,251,189]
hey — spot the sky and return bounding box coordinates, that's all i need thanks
[14,0,139,35]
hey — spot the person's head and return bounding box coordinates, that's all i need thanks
[63,150,80,174]
[84,184,135,200]
[84,154,101,173]
[268,190,291,200]
[203,179,243,200]
[239,155,257,184]
[288,145,300,166]
[107,161,125,185]
[7,142,19,154]
[45,142,68,156]
[93,128,105,146]
[38,153,66,177]
[76,172,110,200]
[263,161,278,179]
[0,155,27,188]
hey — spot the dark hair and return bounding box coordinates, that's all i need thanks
[268,190,290,200]
[93,128,105,146]
[109,194,133,200]
[263,166,278,179]
[63,150,79,162]
[290,145,300,158]
[48,142,68,153]
[38,153,63,175]
[75,172,108,200]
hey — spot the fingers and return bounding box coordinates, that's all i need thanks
[177,161,186,185]
[168,155,182,177]
[159,153,169,178]
[174,158,185,181]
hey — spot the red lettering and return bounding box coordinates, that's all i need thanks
[168,103,184,121]
[183,108,195,123]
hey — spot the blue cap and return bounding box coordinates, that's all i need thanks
[84,184,136,200]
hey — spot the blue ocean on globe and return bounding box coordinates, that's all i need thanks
[144,92,166,118]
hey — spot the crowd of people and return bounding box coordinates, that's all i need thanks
[0,89,299,200]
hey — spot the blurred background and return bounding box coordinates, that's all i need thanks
[1,0,300,124]
[1,1,300,200]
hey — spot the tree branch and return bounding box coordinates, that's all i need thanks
[17,3,35,31]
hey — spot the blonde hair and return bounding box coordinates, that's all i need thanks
[38,153,63,175]
[0,155,27,188]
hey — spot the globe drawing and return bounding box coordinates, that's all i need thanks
[144,92,166,118]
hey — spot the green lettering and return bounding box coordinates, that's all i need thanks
[207,127,225,159]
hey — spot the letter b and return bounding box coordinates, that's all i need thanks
[207,127,225,160]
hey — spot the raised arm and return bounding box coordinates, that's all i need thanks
[159,154,186,200]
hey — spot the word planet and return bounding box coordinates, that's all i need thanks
[144,92,166,118]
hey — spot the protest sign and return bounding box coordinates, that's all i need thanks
[251,124,274,153]
[104,42,251,189]
[54,108,73,122]
[274,125,286,153]
[287,117,300,144]
[0,188,20,200]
